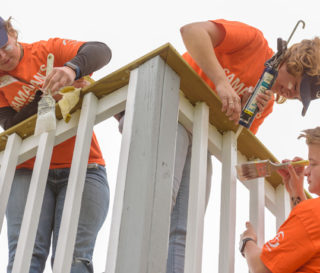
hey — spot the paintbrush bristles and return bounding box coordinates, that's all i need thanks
[236,159,309,181]
[236,160,271,181]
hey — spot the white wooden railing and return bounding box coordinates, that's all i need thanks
[0,44,291,273]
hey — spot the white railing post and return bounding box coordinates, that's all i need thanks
[12,131,55,273]
[249,178,265,246]
[0,133,21,233]
[53,92,98,273]
[105,55,180,273]
[184,102,209,273]
[275,184,291,230]
[219,130,237,273]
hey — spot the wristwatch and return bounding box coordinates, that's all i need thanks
[239,237,255,257]
[64,61,81,80]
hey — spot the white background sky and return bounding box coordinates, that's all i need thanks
[1,0,320,272]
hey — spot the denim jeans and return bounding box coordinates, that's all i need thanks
[166,124,212,273]
[6,165,110,273]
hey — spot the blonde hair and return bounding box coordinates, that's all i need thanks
[3,16,18,39]
[275,37,320,104]
[298,127,320,145]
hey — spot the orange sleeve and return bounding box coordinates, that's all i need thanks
[260,208,317,272]
[182,19,274,135]
[39,38,85,67]
[213,19,266,54]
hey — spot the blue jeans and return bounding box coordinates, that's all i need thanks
[166,124,212,273]
[6,165,109,273]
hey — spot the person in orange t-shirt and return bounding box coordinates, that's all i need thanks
[166,19,320,273]
[0,16,112,273]
[240,127,320,272]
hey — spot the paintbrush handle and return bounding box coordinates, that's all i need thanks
[290,160,309,166]
[46,53,54,77]
[276,159,309,169]
[44,53,54,96]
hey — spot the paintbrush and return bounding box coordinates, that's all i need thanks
[236,159,309,181]
[34,53,56,135]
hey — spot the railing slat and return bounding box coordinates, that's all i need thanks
[0,133,22,233]
[53,92,98,273]
[219,131,237,273]
[185,102,209,273]
[249,178,265,246]
[12,131,55,273]
[178,92,223,161]
[275,184,291,230]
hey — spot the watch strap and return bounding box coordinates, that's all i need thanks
[240,237,255,257]
[64,62,81,80]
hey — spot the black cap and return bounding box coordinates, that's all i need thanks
[300,74,320,116]
[0,17,8,48]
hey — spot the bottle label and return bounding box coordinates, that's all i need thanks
[243,72,274,116]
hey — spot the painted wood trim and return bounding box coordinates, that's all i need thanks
[185,102,209,273]
[0,133,21,233]
[12,131,55,273]
[53,93,99,273]
[249,178,265,247]
[218,131,237,273]
[275,184,291,230]
[106,56,180,273]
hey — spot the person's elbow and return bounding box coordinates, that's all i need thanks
[180,23,198,40]
[102,43,112,66]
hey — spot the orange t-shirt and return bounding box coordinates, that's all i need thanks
[0,38,105,169]
[182,19,275,134]
[261,198,320,272]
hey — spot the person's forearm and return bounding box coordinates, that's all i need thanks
[289,191,307,209]
[67,41,112,78]
[180,23,228,88]
[244,242,271,273]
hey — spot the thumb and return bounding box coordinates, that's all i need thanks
[241,87,253,107]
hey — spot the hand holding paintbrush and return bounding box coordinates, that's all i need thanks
[236,158,309,182]
[276,157,308,204]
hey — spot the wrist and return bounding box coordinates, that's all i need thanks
[290,195,305,207]
[240,237,256,257]
[64,62,81,80]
